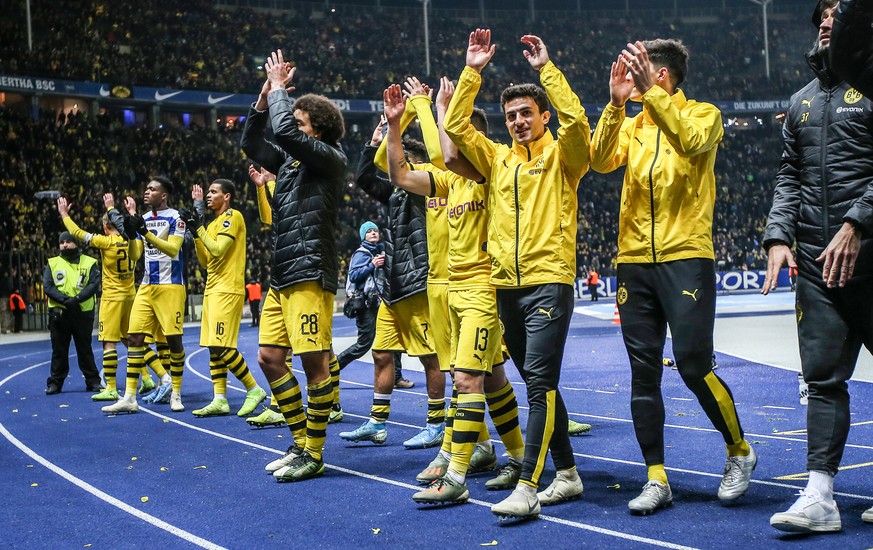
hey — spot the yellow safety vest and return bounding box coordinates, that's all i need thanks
[47,255,97,312]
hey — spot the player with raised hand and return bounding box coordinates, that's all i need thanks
[240,49,347,482]
[183,181,267,418]
[443,29,591,519]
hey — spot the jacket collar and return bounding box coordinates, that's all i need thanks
[511,128,554,161]
[641,88,688,125]
[806,48,840,89]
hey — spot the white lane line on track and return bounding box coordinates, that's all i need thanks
[140,401,699,550]
[184,348,430,431]
[179,352,696,548]
[562,386,617,394]
[0,362,226,550]
[182,347,873,503]
[0,351,52,363]
[186,349,873,475]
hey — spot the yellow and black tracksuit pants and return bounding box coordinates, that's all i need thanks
[497,283,575,487]
[797,273,873,475]
[617,259,744,466]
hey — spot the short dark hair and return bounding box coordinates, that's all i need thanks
[402,136,428,164]
[470,108,489,135]
[642,38,690,88]
[293,94,346,143]
[500,84,550,115]
[151,175,174,196]
[212,179,236,201]
[101,212,117,231]
[812,0,839,27]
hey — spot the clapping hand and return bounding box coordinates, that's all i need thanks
[383,84,406,127]
[620,41,656,97]
[435,76,455,112]
[609,54,635,107]
[402,76,432,100]
[56,197,70,218]
[265,49,296,94]
[370,116,387,146]
[466,28,496,73]
[521,35,549,70]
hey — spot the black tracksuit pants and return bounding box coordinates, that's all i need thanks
[47,307,101,390]
[617,259,745,467]
[497,283,575,487]
[796,273,873,476]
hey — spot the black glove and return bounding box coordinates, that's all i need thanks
[129,213,148,236]
[62,296,80,312]
[178,207,202,233]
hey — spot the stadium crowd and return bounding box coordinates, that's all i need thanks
[0,0,800,314]
[1,0,811,102]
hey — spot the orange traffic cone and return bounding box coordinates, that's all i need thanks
[612,303,621,325]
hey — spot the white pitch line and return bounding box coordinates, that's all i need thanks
[562,386,617,394]
[0,363,225,550]
[138,407,698,550]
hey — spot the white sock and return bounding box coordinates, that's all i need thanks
[445,469,465,484]
[215,393,226,401]
[439,449,451,461]
[807,470,834,501]
[161,374,171,384]
[515,484,537,497]
[557,468,580,481]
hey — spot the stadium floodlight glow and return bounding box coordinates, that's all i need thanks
[748,0,773,80]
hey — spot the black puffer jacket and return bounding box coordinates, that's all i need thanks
[831,0,873,97]
[240,90,346,293]
[356,145,428,305]
[764,51,873,282]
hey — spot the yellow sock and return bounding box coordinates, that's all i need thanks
[270,371,306,447]
[223,349,257,391]
[447,393,486,481]
[329,356,340,406]
[440,386,458,455]
[486,381,524,461]
[209,351,228,396]
[647,464,668,485]
[370,393,391,424]
[427,398,446,425]
[304,377,333,461]
[143,347,167,378]
[170,351,185,394]
[125,346,146,397]
[727,439,751,457]
[103,349,118,391]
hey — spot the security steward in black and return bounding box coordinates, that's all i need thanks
[44,231,103,395]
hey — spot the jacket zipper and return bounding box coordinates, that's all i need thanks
[648,129,662,262]
[820,87,832,243]
[514,162,522,286]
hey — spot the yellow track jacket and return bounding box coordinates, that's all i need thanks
[444,61,590,287]
[590,87,722,263]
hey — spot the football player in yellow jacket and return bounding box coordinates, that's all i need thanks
[443,29,590,519]
[383,78,528,506]
[590,38,755,515]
